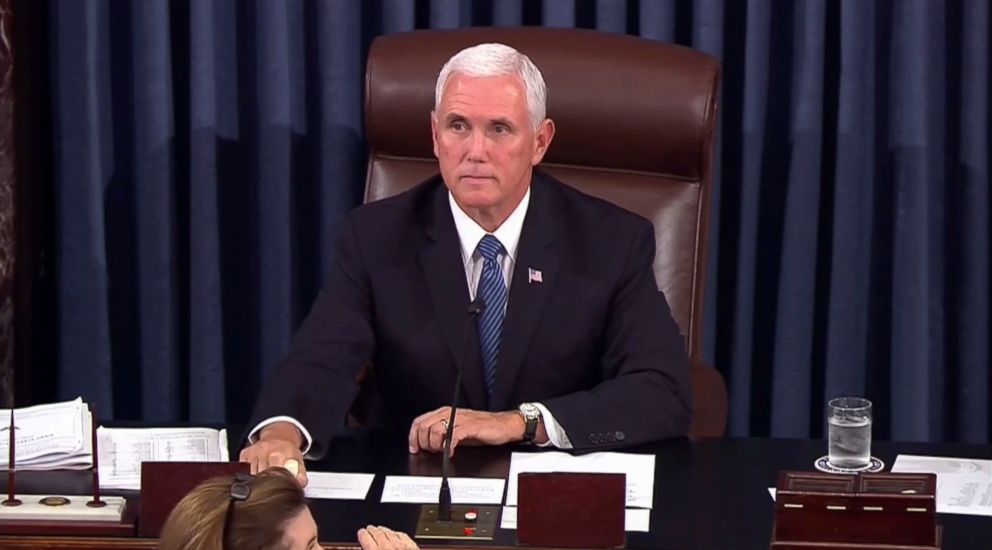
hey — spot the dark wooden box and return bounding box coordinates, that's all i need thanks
[771,471,941,550]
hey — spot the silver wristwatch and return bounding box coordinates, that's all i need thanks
[518,403,541,443]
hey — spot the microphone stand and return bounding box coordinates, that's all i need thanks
[437,373,459,521]
[437,298,481,522]
[416,299,498,540]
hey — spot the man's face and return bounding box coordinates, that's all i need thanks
[431,73,554,222]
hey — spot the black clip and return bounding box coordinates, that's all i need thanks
[229,472,253,502]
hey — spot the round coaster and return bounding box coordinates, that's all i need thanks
[814,455,885,474]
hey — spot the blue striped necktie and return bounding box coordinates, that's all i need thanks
[475,234,507,396]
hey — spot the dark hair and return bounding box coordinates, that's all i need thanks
[159,468,306,550]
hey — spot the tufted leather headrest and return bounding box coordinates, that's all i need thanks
[366,27,719,180]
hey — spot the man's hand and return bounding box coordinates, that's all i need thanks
[357,525,419,549]
[238,421,308,486]
[408,407,548,455]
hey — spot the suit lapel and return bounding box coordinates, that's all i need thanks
[419,184,489,411]
[490,174,560,410]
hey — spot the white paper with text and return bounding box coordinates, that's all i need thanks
[380,476,505,504]
[304,472,375,500]
[892,455,992,516]
[0,398,93,470]
[97,427,229,490]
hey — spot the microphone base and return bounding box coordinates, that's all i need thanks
[414,504,499,540]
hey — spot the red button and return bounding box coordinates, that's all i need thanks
[463,527,475,536]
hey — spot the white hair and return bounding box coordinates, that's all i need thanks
[434,43,547,129]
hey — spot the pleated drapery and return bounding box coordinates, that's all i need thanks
[46,0,989,443]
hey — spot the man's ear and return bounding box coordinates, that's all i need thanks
[530,118,555,165]
[431,111,440,159]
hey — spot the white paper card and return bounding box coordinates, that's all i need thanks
[506,451,655,509]
[892,455,992,517]
[380,476,505,504]
[499,506,650,532]
[304,472,375,500]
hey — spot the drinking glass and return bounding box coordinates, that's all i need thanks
[827,397,872,470]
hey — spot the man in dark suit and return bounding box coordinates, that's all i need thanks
[241,43,691,486]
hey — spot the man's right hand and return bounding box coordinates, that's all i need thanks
[238,421,308,487]
[357,525,419,549]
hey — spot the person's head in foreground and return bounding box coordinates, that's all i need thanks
[159,468,417,550]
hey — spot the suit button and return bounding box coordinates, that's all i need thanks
[615,431,626,441]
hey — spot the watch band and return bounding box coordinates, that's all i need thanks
[519,404,540,443]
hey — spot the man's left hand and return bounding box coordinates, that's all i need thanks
[408,407,528,455]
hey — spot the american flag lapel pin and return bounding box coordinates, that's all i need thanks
[528,268,543,284]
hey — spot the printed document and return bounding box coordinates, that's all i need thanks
[97,427,229,490]
[0,398,92,470]
[506,451,655,509]
[892,455,992,516]
[380,476,505,504]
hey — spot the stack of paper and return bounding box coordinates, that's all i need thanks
[97,427,230,490]
[0,400,234,492]
[0,398,93,471]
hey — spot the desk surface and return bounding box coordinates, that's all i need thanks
[306,432,991,549]
[1,432,989,549]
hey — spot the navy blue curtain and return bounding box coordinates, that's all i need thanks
[47,0,989,443]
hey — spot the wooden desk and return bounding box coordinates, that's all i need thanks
[0,536,371,549]
[2,433,989,549]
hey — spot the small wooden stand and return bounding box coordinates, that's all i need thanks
[771,471,942,550]
[517,472,626,549]
[0,494,134,536]
[0,405,135,536]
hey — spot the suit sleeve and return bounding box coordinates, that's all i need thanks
[248,215,374,457]
[540,222,693,449]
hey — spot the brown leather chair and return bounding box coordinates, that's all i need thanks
[360,27,728,437]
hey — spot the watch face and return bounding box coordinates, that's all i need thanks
[519,403,540,419]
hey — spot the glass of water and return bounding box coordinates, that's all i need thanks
[827,397,872,470]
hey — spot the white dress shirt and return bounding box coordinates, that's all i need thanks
[249,186,573,454]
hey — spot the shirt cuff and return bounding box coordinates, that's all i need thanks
[248,416,315,457]
[532,403,573,449]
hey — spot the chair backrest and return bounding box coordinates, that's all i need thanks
[363,27,726,436]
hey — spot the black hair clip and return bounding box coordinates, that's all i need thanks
[229,472,254,502]
[223,473,254,548]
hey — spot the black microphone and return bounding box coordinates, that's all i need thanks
[438,297,485,522]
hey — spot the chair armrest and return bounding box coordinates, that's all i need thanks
[688,358,728,438]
